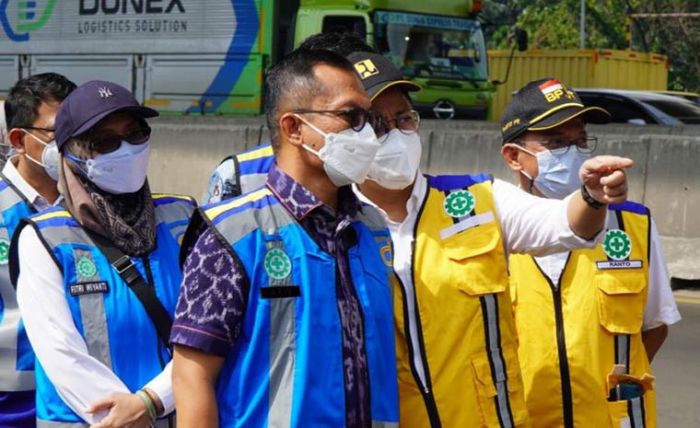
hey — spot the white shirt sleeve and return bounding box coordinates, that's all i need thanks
[15,226,174,421]
[144,362,175,415]
[493,179,605,256]
[642,219,682,330]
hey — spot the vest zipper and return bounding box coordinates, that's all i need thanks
[533,256,574,428]
[393,191,441,427]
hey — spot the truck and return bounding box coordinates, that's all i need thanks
[0,0,493,119]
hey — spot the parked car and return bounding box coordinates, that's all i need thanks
[575,89,700,125]
[654,90,700,105]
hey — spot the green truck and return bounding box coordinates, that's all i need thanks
[0,0,493,118]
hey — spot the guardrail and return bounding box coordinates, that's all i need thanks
[147,117,700,239]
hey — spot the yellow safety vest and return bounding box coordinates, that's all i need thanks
[395,174,529,427]
[509,203,655,428]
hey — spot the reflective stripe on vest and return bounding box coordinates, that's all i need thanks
[265,237,296,428]
[234,144,274,195]
[444,187,514,428]
[0,178,35,391]
[395,175,528,428]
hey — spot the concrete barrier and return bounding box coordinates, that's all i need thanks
[146,117,700,240]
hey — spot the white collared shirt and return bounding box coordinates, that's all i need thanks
[2,159,60,210]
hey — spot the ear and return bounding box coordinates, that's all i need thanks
[7,128,26,153]
[501,143,524,172]
[279,113,303,148]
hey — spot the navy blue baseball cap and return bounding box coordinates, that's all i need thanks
[55,80,158,150]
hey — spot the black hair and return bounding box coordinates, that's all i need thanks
[264,48,356,149]
[298,32,376,57]
[5,73,76,129]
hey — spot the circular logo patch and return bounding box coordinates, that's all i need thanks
[77,256,97,278]
[0,238,10,265]
[603,229,632,261]
[443,190,476,217]
[264,248,292,281]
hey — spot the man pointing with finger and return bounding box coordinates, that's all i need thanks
[501,78,679,428]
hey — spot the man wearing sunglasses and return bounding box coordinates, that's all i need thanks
[171,48,398,427]
[0,72,75,427]
[501,79,679,428]
[201,32,377,204]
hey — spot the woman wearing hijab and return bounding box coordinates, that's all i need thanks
[12,80,195,427]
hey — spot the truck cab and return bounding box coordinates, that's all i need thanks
[293,0,493,119]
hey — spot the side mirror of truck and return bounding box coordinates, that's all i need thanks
[515,28,528,52]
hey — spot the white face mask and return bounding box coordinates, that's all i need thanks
[518,146,590,199]
[295,114,380,187]
[368,129,422,190]
[67,141,151,194]
[22,130,60,181]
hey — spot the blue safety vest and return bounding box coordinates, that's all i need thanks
[0,176,36,394]
[203,143,274,203]
[12,194,194,427]
[197,187,399,427]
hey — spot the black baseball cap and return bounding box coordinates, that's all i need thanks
[346,52,421,101]
[500,78,610,142]
[56,80,158,150]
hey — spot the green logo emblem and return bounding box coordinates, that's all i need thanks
[264,248,292,281]
[444,190,476,217]
[0,238,10,265]
[603,229,632,261]
[77,256,97,278]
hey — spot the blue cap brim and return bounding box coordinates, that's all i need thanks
[71,105,159,139]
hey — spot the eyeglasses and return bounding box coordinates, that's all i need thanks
[371,110,421,141]
[23,126,56,139]
[517,135,598,154]
[85,123,152,154]
[292,107,372,133]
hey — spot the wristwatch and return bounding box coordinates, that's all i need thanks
[580,185,605,209]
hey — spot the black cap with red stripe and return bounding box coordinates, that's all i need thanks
[500,78,610,143]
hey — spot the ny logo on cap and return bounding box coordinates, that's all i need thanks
[98,87,113,99]
[354,59,379,80]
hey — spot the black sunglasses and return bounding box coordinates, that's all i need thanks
[293,107,373,133]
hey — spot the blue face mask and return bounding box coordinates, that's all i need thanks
[65,140,150,194]
[519,146,590,199]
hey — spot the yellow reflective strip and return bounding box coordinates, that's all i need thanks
[528,102,584,126]
[236,145,274,162]
[152,193,192,201]
[32,210,71,222]
[205,187,272,220]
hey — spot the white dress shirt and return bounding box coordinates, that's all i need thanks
[15,217,174,422]
[2,159,58,211]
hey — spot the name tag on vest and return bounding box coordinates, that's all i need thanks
[440,211,495,240]
[596,260,644,270]
[69,281,110,296]
[261,286,301,299]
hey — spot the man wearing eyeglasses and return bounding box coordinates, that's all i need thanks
[0,73,75,427]
[351,57,639,427]
[171,48,399,427]
[501,78,679,428]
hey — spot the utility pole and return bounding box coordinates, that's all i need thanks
[580,0,586,49]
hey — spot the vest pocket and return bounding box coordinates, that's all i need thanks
[607,397,648,428]
[471,347,528,427]
[443,221,508,296]
[595,272,646,334]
